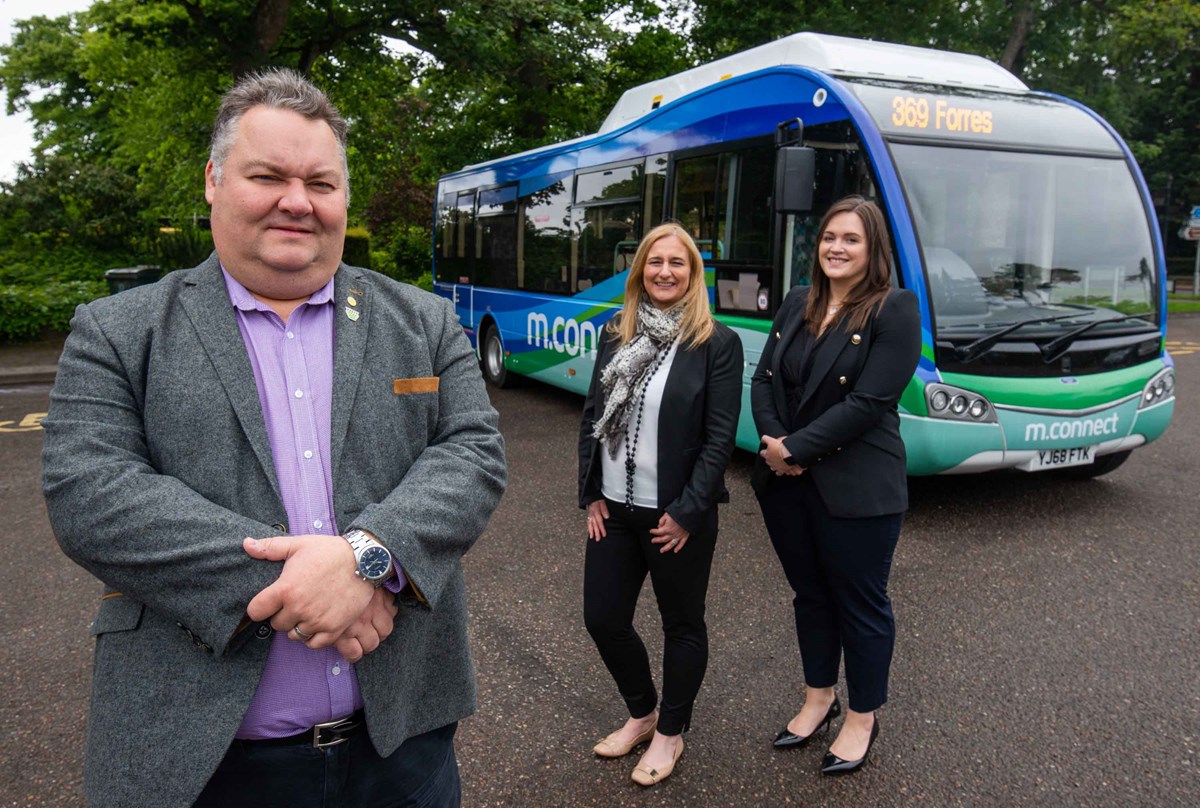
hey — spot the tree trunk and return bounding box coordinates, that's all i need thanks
[232,0,292,77]
[1000,1,1037,76]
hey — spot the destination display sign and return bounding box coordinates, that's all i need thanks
[848,81,1124,155]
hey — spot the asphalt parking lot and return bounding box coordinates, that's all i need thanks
[2,316,1198,806]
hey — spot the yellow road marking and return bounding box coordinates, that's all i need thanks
[0,412,45,433]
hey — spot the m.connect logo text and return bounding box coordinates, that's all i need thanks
[1024,413,1120,443]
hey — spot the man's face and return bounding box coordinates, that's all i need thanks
[205,105,347,301]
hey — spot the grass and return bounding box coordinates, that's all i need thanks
[1167,294,1200,313]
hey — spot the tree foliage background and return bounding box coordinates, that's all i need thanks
[0,0,1196,338]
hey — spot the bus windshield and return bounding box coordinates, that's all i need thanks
[892,143,1159,336]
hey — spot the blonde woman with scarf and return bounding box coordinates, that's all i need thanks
[577,223,742,787]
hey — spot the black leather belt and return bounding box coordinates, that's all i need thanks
[244,710,365,749]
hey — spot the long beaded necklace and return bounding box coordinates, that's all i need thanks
[623,345,671,508]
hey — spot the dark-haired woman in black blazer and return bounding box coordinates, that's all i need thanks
[752,196,921,775]
[579,223,742,787]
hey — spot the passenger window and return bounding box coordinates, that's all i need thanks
[573,164,643,290]
[520,178,572,294]
[477,185,517,288]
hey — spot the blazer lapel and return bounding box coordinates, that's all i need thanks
[798,327,851,413]
[330,265,370,483]
[772,289,810,419]
[178,255,280,496]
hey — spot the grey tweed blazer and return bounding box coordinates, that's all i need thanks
[41,254,507,808]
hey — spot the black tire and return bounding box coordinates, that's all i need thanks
[480,323,512,388]
[1057,450,1131,480]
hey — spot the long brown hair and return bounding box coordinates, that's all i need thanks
[609,223,715,348]
[804,196,894,334]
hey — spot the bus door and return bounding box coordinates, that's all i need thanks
[669,140,776,317]
[777,120,879,294]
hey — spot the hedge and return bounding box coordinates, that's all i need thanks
[0,280,108,341]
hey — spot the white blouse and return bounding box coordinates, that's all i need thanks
[600,339,680,509]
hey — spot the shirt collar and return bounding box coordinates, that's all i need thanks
[221,265,335,313]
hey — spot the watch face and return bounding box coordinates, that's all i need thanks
[359,546,391,580]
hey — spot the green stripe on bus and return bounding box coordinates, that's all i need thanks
[941,358,1163,409]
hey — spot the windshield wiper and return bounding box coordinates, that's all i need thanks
[951,312,1086,364]
[1039,313,1156,364]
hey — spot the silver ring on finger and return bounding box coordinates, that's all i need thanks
[292,625,313,641]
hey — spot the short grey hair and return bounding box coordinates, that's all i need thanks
[209,68,350,203]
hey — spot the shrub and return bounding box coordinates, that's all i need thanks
[369,224,430,284]
[0,280,108,341]
[344,227,372,269]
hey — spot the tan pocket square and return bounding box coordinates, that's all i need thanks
[394,377,439,395]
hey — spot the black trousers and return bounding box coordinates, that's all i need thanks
[758,474,903,714]
[193,722,459,808]
[583,498,717,736]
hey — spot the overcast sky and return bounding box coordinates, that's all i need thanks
[0,0,94,181]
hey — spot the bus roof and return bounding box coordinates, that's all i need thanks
[599,32,1028,134]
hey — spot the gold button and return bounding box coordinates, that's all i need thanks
[851,334,862,345]
[839,376,847,385]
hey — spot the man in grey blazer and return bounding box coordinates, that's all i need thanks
[41,69,506,807]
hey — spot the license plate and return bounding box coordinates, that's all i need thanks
[1025,446,1095,471]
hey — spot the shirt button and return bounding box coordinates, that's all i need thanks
[294,389,303,398]
[304,450,314,459]
[286,331,295,340]
[332,665,341,676]
[313,519,323,529]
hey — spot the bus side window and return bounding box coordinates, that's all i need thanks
[439,191,476,284]
[573,163,643,291]
[520,179,572,294]
[477,185,518,289]
[644,154,668,229]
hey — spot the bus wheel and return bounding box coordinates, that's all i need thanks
[481,324,512,388]
[1058,450,1131,480]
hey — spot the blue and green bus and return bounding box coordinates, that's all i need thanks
[432,32,1175,477]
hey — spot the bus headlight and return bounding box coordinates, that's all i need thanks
[1139,368,1175,409]
[924,383,997,423]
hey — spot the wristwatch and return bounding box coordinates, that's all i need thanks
[342,529,393,587]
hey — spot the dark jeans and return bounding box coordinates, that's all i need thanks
[583,498,717,736]
[193,722,459,808]
[758,474,903,713]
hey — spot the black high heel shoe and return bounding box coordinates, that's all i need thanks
[772,697,841,749]
[820,715,879,775]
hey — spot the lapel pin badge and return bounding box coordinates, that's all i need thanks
[345,306,360,322]
[347,295,358,307]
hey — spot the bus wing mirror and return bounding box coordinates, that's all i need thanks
[775,146,815,214]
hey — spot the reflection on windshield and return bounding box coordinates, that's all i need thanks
[894,144,1157,335]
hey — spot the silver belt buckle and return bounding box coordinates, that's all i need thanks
[311,715,355,749]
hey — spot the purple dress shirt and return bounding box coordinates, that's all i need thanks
[222,270,403,739]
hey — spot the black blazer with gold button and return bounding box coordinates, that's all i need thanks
[750,286,921,518]
[579,321,743,537]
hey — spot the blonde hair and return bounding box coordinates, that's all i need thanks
[610,223,715,348]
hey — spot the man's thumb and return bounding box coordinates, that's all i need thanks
[243,536,294,560]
